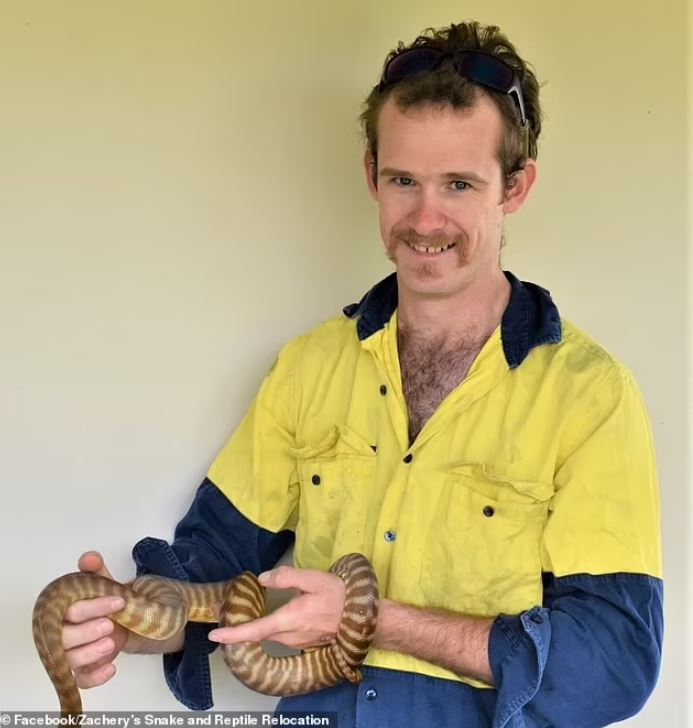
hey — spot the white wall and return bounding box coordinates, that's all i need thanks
[0,1,689,724]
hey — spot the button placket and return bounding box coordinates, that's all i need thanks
[371,334,409,452]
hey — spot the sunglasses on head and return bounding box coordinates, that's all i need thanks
[378,48,527,128]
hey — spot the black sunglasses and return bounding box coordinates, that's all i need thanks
[378,48,527,128]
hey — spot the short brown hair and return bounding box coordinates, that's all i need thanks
[359,21,542,189]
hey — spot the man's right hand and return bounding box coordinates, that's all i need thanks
[62,551,128,689]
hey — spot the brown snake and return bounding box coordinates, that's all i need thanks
[33,553,379,716]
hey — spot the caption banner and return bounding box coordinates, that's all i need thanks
[0,714,336,728]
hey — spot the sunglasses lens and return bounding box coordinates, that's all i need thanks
[379,48,526,127]
[383,48,443,85]
[455,53,514,91]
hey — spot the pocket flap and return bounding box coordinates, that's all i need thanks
[290,425,376,460]
[447,462,554,504]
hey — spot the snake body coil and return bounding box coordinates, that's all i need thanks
[32,553,378,716]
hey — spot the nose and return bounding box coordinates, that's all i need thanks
[407,190,447,236]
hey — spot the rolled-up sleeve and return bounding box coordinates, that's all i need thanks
[489,573,663,728]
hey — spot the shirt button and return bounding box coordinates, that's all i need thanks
[403,454,413,463]
[365,687,377,700]
[379,385,387,396]
[311,475,321,485]
[384,530,396,543]
[483,505,495,517]
[531,613,544,624]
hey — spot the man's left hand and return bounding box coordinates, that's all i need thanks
[208,565,346,650]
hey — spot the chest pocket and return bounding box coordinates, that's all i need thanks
[420,463,553,616]
[291,425,376,571]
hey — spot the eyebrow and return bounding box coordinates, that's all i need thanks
[379,167,489,186]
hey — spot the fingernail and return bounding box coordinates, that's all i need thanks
[208,630,220,642]
[110,598,125,611]
[258,571,271,584]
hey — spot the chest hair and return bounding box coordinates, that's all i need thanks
[398,328,488,445]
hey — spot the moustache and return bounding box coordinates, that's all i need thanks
[393,229,465,249]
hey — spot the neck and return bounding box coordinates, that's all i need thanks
[397,269,511,342]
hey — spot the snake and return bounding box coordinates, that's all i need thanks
[32,553,379,716]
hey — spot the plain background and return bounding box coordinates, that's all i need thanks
[0,1,690,725]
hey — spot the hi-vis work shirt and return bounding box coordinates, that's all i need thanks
[133,272,663,728]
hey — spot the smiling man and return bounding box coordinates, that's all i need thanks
[62,20,663,728]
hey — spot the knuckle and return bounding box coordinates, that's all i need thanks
[75,666,102,689]
[62,623,86,651]
[63,601,85,624]
[74,670,90,689]
[65,645,91,670]
[63,618,111,650]
[64,597,101,623]
[66,636,112,669]
[273,566,291,585]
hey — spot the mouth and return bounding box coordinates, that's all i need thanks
[405,241,456,255]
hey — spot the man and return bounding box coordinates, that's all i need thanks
[61,20,663,727]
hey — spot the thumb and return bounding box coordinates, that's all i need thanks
[258,565,330,593]
[77,550,115,581]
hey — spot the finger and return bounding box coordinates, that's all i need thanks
[77,551,115,580]
[62,616,115,650]
[74,661,117,689]
[65,636,116,671]
[258,565,335,593]
[262,630,334,650]
[64,596,126,625]
[209,611,287,644]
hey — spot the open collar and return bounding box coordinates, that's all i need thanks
[342,270,562,368]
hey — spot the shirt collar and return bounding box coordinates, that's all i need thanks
[342,270,562,369]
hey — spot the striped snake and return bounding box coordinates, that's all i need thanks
[33,553,379,716]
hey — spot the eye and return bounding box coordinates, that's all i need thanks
[392,177,415,187]
[451,180,471,191]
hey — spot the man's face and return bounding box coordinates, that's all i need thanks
[365,94,532,300]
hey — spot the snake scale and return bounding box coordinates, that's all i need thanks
[33,553,379,716]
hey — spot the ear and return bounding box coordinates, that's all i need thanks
[503,159,538,214]
[363,150,379,201]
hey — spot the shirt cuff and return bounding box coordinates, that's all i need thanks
[488,606,551,728]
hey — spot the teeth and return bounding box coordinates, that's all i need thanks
[408,242,455,254]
